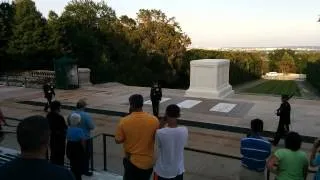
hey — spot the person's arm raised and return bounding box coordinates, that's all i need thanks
[310,139,320,167]
[159,116,167,129]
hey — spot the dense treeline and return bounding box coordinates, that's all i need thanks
[268,49,320,74]
[306,61,320,93]
[0,0,319,89]
[0,0,190,88]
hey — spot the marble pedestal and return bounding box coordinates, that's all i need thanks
[185,59,234,99]
[78,68,92,87]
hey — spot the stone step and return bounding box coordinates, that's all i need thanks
[83,171,122,180]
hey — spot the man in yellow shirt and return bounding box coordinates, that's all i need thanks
[115,94,159,180]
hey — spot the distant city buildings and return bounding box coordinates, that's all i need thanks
[189,46,320,52]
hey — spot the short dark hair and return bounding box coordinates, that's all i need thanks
[282,94,289,100]
[129,94,144,109]
[76,99,87,109]
[50,101,61,112]
[17,116,50,152]
[285,132,302,151]
[166,104,180,118]
[251,119,263,133]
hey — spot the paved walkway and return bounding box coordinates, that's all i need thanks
[0,84,319,180]
[7,83,320,138]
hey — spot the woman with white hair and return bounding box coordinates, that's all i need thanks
[66,113,86,180]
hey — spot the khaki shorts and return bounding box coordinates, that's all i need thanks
[239,166,265,180]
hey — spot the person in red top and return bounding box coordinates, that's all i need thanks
[0,108,6,142]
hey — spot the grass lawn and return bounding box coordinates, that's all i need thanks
[244,80,301,97]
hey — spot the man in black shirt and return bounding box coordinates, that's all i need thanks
[0,115,74,180]
[272,94,292,146]
[47,101,67,166]
[150,81,162,117]
[43,81,55,112]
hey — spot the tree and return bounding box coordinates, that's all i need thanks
[278,52,296,74]
[59,0,117,67]
[268,49,296,72]
[7,0,49,70]
[0,2,14,72]
[135,9,191,73]
[47,11,65,57]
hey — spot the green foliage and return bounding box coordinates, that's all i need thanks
[278,52,296,74]
[6,0,50,70]
[244,80,301,96]
[1,0,319,90]
[0,2,14,72]
[268,49,320,74]
[306,61,320,93]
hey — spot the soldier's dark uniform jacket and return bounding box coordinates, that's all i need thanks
[277,101,291,125]
[150,85,162,117]
[150,86,162,102]
[43,83,55,98]
[43,83,55,111]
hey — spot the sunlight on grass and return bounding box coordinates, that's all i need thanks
[244,80,301,96]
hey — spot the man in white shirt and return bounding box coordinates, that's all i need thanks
[154,104,188,180]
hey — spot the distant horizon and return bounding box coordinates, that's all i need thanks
[190,45,320,50]
[11,0,320,48]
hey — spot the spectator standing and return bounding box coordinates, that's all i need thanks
[115,94,159,180]
[66,113,86,180]
[150,81,162,117]
[47,101,67,166]
[267,132,308,180]
[154,104,188,180]
[0,115,74,180]
[43,80,55,112]
[70,99,95,176]
[272,94,292,146]
[310,139,320,180]
[240,119,271,180]
[0,108,6,142]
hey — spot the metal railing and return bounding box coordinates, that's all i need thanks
[1,117,317,179]
[90,133,316,180]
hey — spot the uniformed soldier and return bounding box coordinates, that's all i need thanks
[43,80,55,112]
[150,81,162,117]
[271,94,292,146]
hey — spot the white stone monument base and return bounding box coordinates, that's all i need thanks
[186,85,234,99]
[185,59,234,99]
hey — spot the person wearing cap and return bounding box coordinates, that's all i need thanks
[66,113,86,180]
[271,94,292,146]
[69,99,95,176]
[43,80,55,112]
[150,81,162,117]
[115,94,159,180]
[47,101,67,166]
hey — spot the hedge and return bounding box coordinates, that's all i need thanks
[306,61,320,93]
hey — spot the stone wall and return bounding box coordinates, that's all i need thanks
[1,69,92,88]
[263,72,306,81]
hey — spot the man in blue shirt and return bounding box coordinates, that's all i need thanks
[70,99,95,176]
[240,119,271,180]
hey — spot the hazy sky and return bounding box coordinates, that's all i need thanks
[34,0,320,48]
